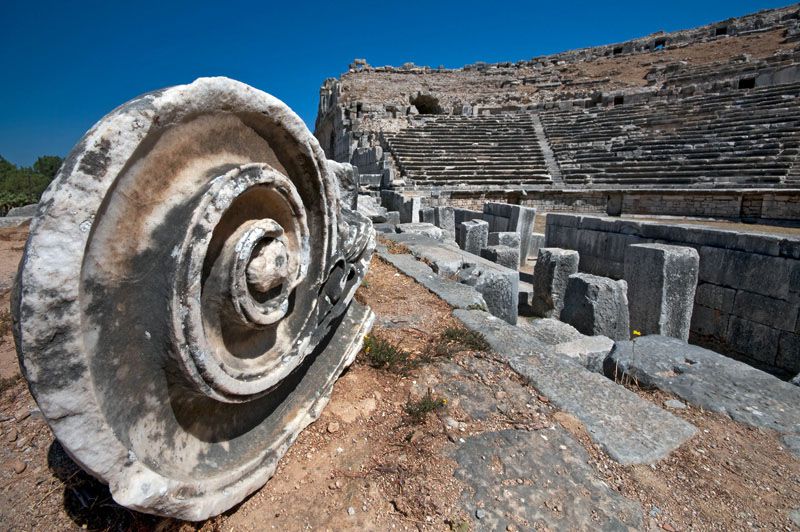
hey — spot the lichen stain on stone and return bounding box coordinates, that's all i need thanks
[79,137,112,179]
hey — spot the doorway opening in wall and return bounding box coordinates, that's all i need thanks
[653,38,666,50]
[614,95,625,106]
[613,46,623,55]
[410,94,443,114]
[715,26,728,36]
[738,77,756,89]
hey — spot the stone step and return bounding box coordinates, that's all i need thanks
[408,174,553,182]
[382,233,519,325]
[453,309,697,465]
[607,336,800,457]
[376,246,488,311]
[451,429,644,530]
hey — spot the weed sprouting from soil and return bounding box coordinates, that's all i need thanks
[0,309,12,340]
[440,326,490,352]
[363,334,410,372]
[404,388,447,423]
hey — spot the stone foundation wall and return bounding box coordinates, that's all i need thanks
[404,188,800,226]
[421,190,610,214]
[545,213,800,376]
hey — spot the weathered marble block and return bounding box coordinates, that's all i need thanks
[12,77,375,521]
[400,196,421,223]
[457,219,489,255]
[385,211,401,224]
[624,243,699,340]
[434,206,456,237]
[530,232,545,261]
[531,248,579,318]
[420,207,435,224]
[481,244,520,270]
[488,231,521,248]
[397,222,444,241]
[483,203,537,260]
[561,273,630,340]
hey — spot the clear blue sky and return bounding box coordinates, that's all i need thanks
[1,0,793,166]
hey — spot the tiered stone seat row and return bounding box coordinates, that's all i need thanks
[540,83,800,187]
[384,115,551,185]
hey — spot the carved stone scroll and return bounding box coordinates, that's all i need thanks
[12,77,375,520]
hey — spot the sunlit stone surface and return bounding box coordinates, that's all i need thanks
[12,77,375,520]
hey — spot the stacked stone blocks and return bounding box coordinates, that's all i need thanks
[546,213,800,374]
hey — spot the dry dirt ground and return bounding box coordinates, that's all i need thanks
[0,227,799,531]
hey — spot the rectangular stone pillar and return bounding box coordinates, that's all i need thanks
[420,207,435,224]
[434,206,455,236]
[488,232,520,248]
[481,245,520,271]
[399,196,421,223]
[561,273,630,340]
[529,232,545,261]
[457,219,489,256]
[624,243,699,340]
[488,232,521,269]
[531,248,579,318]
[510,205,537,260]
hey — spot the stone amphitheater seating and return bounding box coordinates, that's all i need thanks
[383,115,552,185]
[540,82,800,188]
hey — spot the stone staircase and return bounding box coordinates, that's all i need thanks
[383,114,552,186]
[539,82,800,188]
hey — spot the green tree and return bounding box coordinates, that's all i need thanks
[32,155,63,179]
[0,155,62,215]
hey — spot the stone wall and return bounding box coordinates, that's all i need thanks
[545,213,800,376]
[403,188,800,226]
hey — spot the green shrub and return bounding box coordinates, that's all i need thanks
[440,326,490,352]
[363,334,409,372]
[404,389,447,423]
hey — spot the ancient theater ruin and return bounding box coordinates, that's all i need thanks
[4,4,800,529]
[317,4,800,378]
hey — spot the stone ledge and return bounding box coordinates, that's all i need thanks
[453,309,697,465]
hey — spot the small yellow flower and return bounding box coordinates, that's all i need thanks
[632,330,642,337]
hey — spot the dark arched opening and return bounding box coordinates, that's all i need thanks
[410,94,443,115]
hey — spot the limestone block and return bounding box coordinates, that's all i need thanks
[607,335,800,435]
[509,205,537,260]
[488,231,521,248]
[373,223,397,234]
[624,243,699,340]
[385,211,401,224]
[726,316,780,365]
[481,245,520,270]
[529,232,545,261]
[457,219,489,255]
[531,248,579,318]
[433,206,455,236]
[399,196,421,223]
[11,77,375,521]
[397,222,444,241]
[6,203,37,217]
[561,273,630,340]
[420,207,435,224]
[483,203,537,259]
[357,194,388,223]
[457,261,519,325]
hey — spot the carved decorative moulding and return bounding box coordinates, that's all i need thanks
[12,77,374,520]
